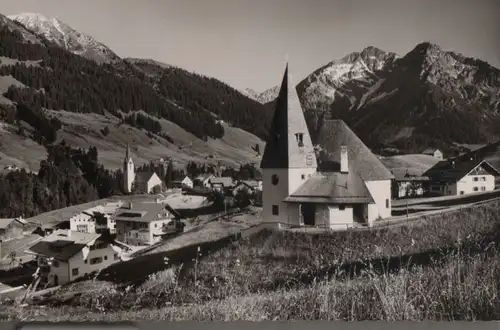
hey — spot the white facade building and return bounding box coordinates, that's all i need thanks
[260,63,394,229]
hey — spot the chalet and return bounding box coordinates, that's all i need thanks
[113,202,181,246]
[0,218,25,240]
[233,180,262,196]
[69,201,124,234]
[194,174,215,188]
[422,148,444,160]
[423,158,500,196]
[25,230,124,287]
[260,63,394,229]
[172,176,194,189]
[391,169,430,199]
[209,177,235,193]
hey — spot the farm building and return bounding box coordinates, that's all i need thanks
[113,202,181,246]
[209,177,235,193]
[260,63,394,229]
[0,218,25,240]
[194,174,215,188]
[422,148,444,160]
[392,176,430,199]
[233,180,262,196]
[423,158,500,196]
[25,230,124,287]
[171,176,194,189]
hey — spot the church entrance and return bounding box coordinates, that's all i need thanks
[300,203,316,226]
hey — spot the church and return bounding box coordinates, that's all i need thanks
[123,144,163,194]
[260,63,394,229]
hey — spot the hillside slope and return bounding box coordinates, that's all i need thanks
[0,13,266,171]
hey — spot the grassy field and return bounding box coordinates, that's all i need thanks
[4,200,500,321]
[0,107,264,173]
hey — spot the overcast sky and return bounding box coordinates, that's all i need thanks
[1,0,499,92]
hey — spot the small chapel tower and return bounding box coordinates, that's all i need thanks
[260,63,318,224]
[123,143,135,193]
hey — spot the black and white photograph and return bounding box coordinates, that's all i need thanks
[0,0,499,322]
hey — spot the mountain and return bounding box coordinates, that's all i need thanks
[7,12,120,63]
[0,13,267,171]
[262,44,500,154]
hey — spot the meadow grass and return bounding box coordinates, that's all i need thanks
[5,201,500,321]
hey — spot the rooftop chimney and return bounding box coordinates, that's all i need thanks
[340,146,348,173]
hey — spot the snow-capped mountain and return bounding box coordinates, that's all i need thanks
[8,12,120,63]
[240,88,260,101]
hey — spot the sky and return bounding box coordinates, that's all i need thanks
[1,0,500,92]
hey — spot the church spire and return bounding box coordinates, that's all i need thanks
[125,143,131,162]
[260,62,317,169]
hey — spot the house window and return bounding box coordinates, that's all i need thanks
[154,223,157,228]
[52,260,59,267]
[481,186,486,191]
[386,199,389,208]
[473,187,479,192]
[272,205,279,215]
[271,174,279,185]
[473,177,479,182]
[104,255,108,261]
[84,259,88,264]
[90,257,103,265]
[339,205,345,211]
[301,174,305,180]
[460,191,464,195]
[72,268,79,276]
[295,133,304,147]
[481,177,486,181]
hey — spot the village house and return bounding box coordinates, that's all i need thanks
[122,144,164,194]
[194,174,215,188]
[171,175,194,189]
[422,148,444,160]
[69,201,124,234]
[0,218,26,240]
[423,158,500,196]
[113,202,181,246]
[260,63,394,230]
[25,230,124,287]
[391,170,430,199]
[233,180,262,196]
[209,176,235,193]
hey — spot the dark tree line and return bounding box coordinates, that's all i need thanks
[0,22,270,142]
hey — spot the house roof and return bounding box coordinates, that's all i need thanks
[285,171,374,204]
[195,174,214,181]
[135,171,157,183]
[260,63,318,169]
[0,218,15,229]
[314,119,394,181]
[423,148,440,154]
[114,203,179,223]
[27,230,101,261]
[423,158,500,182]
[238,180,260,188]
[394,176,430,182]
[210,177,235,187]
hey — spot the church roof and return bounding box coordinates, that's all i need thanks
[260,63,317,169]
[285,172,374,204]
[314,119,394,181]
[135,171,157,183]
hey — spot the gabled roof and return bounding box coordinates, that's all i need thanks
[238,180,261,188]
[314,119,394,181]
[210,177,235,187]
[195,174,214,181]
[285,172,374,204]
[135,171,159,183]
[27,230,101,261]
[114,203,179,223]
[423,148,441,154]
[423,158,500,182]
[260,63,317,169]
[0,218,19,229]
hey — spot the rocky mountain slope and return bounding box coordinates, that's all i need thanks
[259,44,500,154]
[8,12,120,63]
[0,13,266,171]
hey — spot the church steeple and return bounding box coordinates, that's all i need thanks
[260,63,317,169]
[124,143,131,163]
